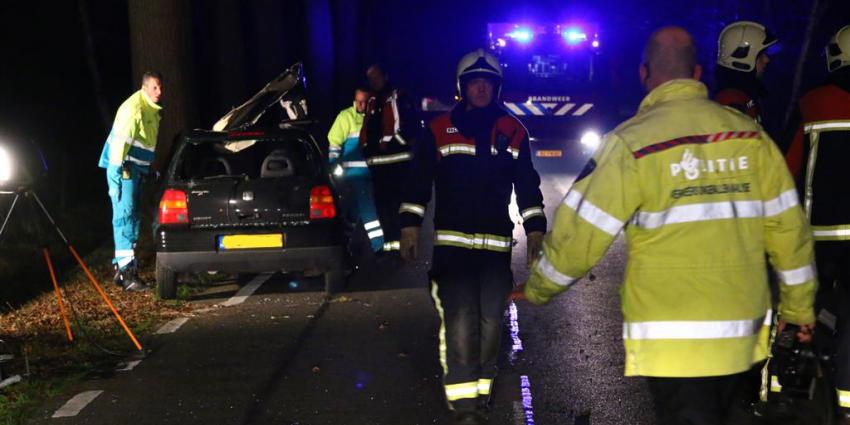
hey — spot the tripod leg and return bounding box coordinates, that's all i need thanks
[66,245,143,351]
[43,248,73,342]
[30,191,142,351]
[29,192,69,245]
[0,193,21,240]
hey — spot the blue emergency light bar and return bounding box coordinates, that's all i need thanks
[488,23,600,49]
[507,27,534,43]
[562,28,588,44]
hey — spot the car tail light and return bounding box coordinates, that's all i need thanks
[159,189,189,224]
[309,185,335,219]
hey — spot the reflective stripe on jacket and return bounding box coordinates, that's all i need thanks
[526,79,816,378]
[98,90,162,174]
[402,102,545,273]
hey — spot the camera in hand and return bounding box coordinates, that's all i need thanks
[772,324,819,398]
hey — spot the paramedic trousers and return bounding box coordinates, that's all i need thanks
[106,165,143,270]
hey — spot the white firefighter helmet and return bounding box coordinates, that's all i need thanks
[827,25,850,72]
[717,21,778,72]
[456,48,503,96]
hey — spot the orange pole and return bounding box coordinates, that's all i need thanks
[66,245,143,351]
[43,248,73,342]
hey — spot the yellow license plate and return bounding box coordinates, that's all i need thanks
[536,149,563,158]
[219,234,284,250]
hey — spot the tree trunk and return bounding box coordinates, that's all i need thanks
[127,0,197,174]
[77,0,112,133]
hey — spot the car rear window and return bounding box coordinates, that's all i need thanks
[175,137,320,180]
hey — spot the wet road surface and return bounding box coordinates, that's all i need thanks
[28,150,658,425]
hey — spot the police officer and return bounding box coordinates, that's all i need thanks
[97,71,163,291]
[399,49,546,425]
[520,27,814,424]
[715,21,778,124]
[328,87,383,253]
[359,64,417,255]
[785,25,850,424]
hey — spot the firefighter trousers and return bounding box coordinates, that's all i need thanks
[429,262,513,413]
[814,242,850,412]
[368,162,407,253]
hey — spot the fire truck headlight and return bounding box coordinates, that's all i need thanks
[0,145,13,182]
[580,130,601,150]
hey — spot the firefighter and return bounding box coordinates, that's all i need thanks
[328,87,383,253]
[97,71,163,291]
[519,27,815,424]
[715,21,778,124]
[785,25,850,424]
[399,49,546,425]
[359,64,417,255]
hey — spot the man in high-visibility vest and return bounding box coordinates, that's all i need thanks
[518,27,815,424]
[785,25,850,424]
[328,87,383,252]
[97,71,163,291]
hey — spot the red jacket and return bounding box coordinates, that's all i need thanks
[401,102,546,273]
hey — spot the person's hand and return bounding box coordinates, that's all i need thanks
[777,320,814,344]
[400,226,420,262]
[526,231,544,268]
[509,283,527,301]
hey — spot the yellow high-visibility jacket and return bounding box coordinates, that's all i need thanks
[98,89,162,173]
[525,79,816,378]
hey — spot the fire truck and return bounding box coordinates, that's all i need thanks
[423,22,620,170]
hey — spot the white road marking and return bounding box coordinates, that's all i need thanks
[0,375,21,389]
[116,360,142,372]
[51,390,103,418]
[155,317,189,335]
[221,272,273,307]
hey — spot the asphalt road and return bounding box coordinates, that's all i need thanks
[28,150,657,425]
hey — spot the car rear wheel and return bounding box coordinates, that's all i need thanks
[324,270,346,295]
[156,255,177,299]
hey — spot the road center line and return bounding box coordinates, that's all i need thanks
[220,272,273,307]
[116,360,142,371]
[51,390,103,418]
[155,317,189,335]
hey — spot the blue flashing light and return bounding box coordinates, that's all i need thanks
[507,28,534,43]
[497,38,507,47]
[592,40,600,48]
[562,28,588,44]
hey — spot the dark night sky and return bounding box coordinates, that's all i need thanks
[0,0,847,208]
